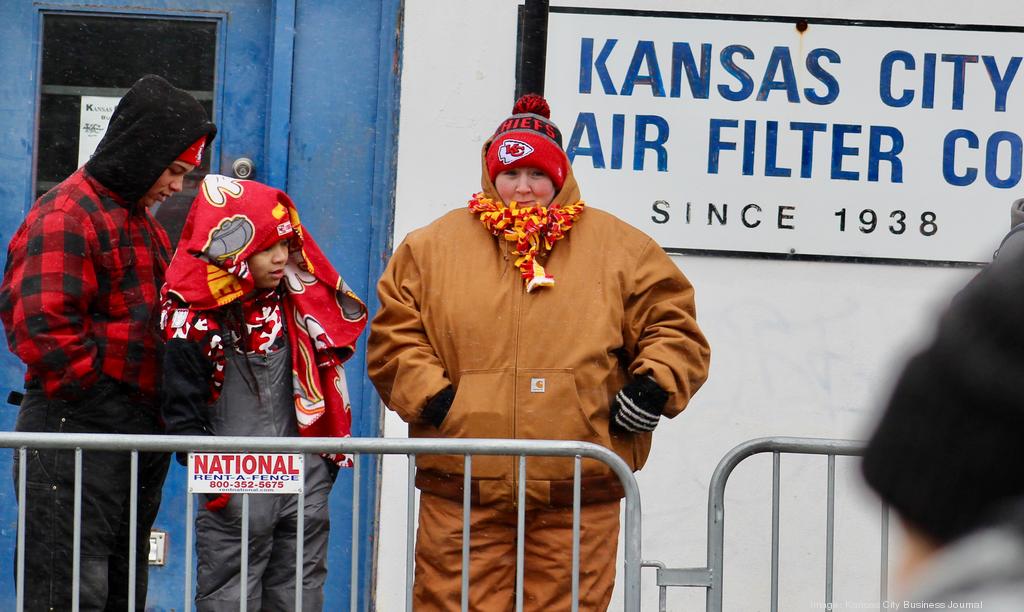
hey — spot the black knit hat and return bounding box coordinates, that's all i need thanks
[862,261,1024,544]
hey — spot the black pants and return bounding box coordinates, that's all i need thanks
[12,382,170,612]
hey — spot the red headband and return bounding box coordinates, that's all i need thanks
[177,136,207,166]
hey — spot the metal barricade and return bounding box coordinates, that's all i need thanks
[645,436,885,612]
[1,432,643,612]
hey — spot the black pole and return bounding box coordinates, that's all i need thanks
[515,0,549,99]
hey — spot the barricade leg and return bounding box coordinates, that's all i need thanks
[15,447,26,612]
[405,456,416,612]
[461,456,471,612]
[295,488,305,612]
[241,494,249,612]
[186,491,195,612]
[351,454,361,612]
[128,451,139,612]
[515,456,526,612]
[571,455,581,612]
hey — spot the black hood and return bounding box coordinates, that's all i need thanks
[85,74,217,204]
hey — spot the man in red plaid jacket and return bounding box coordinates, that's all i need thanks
[0,75,216,611]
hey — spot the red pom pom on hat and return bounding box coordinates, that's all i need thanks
[513,93,550,118]
[486,93,567,189]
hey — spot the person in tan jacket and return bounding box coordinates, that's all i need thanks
[368,94,710,611]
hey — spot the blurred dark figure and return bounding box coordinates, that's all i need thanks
[862,215,1024,609]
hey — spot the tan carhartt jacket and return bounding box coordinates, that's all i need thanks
[368,163,710,509]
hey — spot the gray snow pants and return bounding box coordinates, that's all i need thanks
[194,342,334,611]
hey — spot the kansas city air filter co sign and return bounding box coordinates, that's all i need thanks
[544,8,1024,264]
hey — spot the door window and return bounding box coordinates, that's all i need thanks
[38,13,217,244]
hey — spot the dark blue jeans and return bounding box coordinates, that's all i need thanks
[12,381,170,612]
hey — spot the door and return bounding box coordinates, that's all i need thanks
[0,1,401,609]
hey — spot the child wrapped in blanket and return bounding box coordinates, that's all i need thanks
[160,175,367,611]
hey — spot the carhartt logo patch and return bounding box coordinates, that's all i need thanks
[498,139,534,165]
[530,378,546,393]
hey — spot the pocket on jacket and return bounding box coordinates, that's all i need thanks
[98,246,145,314]
[515,369,606,481]
[514,369,601,443]
[441,369,513,439]
[422,368,513,480]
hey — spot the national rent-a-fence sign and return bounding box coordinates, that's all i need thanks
[545,8,1024,265]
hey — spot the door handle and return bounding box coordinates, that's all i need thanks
[232,157,255,179]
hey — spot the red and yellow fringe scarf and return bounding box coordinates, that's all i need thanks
[468,192,585,292]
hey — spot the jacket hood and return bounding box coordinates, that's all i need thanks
[479,138,581,207]
[85,74,217,204]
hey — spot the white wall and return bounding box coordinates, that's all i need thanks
[376,2,1016,609]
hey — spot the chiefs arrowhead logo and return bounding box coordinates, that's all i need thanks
[497,139,534,165]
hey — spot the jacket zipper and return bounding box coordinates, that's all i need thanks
[509,240,525,506]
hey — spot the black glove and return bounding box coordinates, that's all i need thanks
[323,456,341,483]
[421,386,455,428]
[610,376,668,433]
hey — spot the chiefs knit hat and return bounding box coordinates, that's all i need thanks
[486,94,567,190]
[861,260,1024,544]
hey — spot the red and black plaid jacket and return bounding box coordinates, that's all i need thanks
[0,168,171,399]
